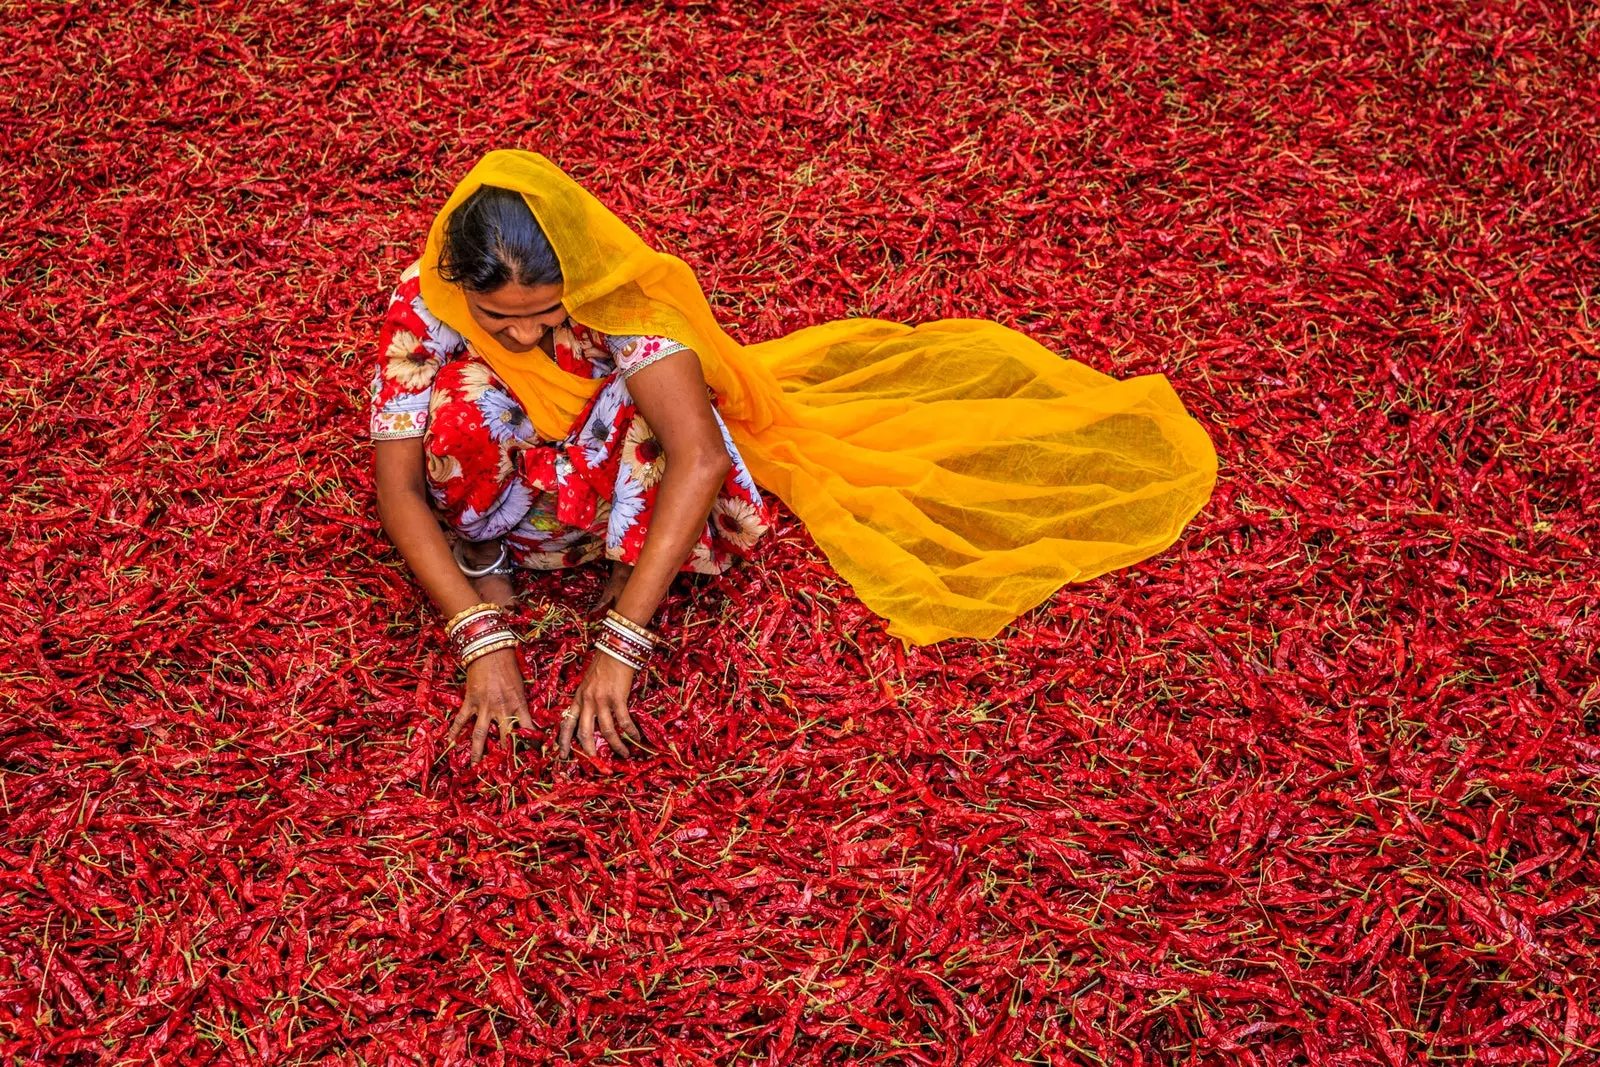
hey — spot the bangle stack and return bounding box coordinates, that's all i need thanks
[594,609,664,673]
[445,602,520,668]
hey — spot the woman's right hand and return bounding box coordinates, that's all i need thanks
[446,647,533,764]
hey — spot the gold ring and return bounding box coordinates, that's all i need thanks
[560,705,580,721]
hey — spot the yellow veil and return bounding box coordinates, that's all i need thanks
[419,150,1218,645]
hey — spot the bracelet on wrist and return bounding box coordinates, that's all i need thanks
[444,601,520,670]
[449,614,510,654]
[604,608,664,648]
[461,634,519,668]
[593,639,646,672]
[445,601,503,635]
[459,628,517,657]
[601,616,656,655]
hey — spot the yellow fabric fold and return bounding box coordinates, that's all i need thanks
[419,150,1218,644]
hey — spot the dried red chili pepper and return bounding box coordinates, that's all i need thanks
[5,2,1598,1063]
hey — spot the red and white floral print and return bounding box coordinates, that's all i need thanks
[368,261,771,573]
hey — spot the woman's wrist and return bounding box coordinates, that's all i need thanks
[465,644,518,671]
[590,645,638,676]
[591,638,644,674]
[586,607,664,674]
[447,602,520,670]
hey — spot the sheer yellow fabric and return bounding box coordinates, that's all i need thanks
[418,150,1218,644]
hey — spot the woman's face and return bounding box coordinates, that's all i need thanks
[463,280,567,352]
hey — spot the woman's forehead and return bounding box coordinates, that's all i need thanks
[470,280,564,316]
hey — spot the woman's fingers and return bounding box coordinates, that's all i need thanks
[560,706,604,759]
[577,705,599,758]
[447,697,478,748]
[612,703,644,745]
[494,702,519,746]
[596,704,630,759]
[556,701,645,760]
[488,690,518,734]
[566,710,585,758]
[511,686,534,732]
[470,701,492,763]
[451,677,534,764]
[561,702,601,759]
[507,678,534,733]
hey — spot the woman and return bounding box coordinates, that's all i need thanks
[371,186,771,764]
[371,151,1219,766]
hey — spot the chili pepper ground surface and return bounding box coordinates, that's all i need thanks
[3,1,1598,1063]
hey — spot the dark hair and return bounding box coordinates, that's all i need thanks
[436,184,563,292]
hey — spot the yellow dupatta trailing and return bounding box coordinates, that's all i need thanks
[419,150,1218,645]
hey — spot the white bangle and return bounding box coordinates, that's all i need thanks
[461,638,519,668]
[593,641,644,672]
[459,630,519,661]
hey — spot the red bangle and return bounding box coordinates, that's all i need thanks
[593,635,647,672]
[595,628,651,662]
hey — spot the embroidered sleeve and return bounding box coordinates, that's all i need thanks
[603,333,690,380]
[367,261,466,440]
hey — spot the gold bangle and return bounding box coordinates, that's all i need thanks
[460,635,519,668]
[604,608,662,647]
[459,627,519,658]
[446,602,503,635]
[601,616,655,652]
[446,601,500,630]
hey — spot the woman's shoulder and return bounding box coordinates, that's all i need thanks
[384,259,465,356]
[555,322,688,380]
[601,331,691,379]
[386,258,425,314]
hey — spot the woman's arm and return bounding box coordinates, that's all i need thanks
[560,349,732,759]
[374,437,532,759]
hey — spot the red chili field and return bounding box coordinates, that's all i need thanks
[4,1,1598,1063]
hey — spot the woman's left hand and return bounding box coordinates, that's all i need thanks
[559,651,645,759]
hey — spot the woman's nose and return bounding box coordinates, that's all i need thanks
[503,322,539,347]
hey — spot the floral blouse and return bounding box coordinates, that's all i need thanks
[367,261,691,441]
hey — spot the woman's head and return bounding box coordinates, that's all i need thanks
[438,184,567,352]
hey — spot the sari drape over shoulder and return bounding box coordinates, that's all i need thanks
[419,150,1218,645]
